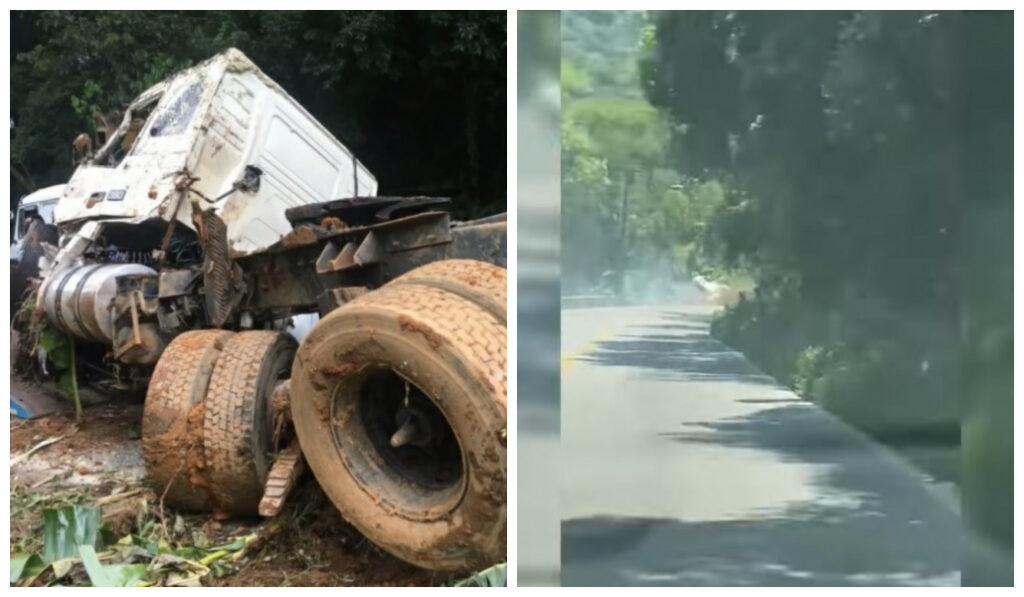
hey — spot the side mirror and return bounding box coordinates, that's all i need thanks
[199,165,265,204]
[235,165,263,194]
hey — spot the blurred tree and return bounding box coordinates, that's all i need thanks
[646,11,1012,583]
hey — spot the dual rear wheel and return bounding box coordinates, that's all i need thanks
[141,259,507,571]
[142,330,296,517]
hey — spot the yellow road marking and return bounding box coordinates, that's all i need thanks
[561,331,617,375]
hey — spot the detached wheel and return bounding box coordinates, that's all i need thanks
[290,281,507,571]
[388,259,506,324]
[143,330,234,511]
[203,331,297,516]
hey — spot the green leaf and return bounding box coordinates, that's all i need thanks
[78,544,111,587]
[206,538,245,552]
[172,546,200,560]
[10,553,45,583]
[42,505,102,563]
[99,525,118,547]
[78,544,147,587]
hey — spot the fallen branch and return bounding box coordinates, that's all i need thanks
[11,435,67,466]
[69,338,82,423]
[157,455,189,543]
[96,488,146,506]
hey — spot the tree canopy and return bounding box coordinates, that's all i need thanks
[11,10,506,218]
[644,11,1012,583]
[560,11,735,294]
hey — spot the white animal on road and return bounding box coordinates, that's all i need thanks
[693,274,742,307]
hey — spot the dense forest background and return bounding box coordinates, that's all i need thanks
[10,10,506,219]
[561,11,747,298]
[564,10,1011,584]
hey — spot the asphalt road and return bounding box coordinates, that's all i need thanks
[560,302,963,586]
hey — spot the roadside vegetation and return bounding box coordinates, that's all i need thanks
[561,12,745,298]
[566,11,1010,584]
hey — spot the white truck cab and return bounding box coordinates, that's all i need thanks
[53,48,376,265]
[11,183,65,264]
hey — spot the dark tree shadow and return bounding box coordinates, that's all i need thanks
[562,405,962,586]
[579,333,779,384]
[562,308,963,586]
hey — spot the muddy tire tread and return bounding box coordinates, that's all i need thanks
[203,331,295,515]
[292,278,506,570]
[388,259,506,321]
[350,283,507,408]
[142,329,233,511]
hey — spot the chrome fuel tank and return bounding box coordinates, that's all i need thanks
[40,263,157,343]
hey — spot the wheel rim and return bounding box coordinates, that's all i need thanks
[328,364,467,521]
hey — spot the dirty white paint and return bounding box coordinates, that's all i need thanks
[10,184,63,261]
[53,48,378,264]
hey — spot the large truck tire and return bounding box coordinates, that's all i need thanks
[203,331,297,516]
[142,330,235,511]
[290,280,507,571]
[387,259,506,324]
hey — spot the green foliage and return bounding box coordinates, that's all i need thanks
[566,97,667,169]
[10,554,45,584]
[34,320,79,411]
[78,544,147,588]
[648,9,1010,495]
[41,506,104,564]
[792,345,829,397]
[10,501,256,587]
[712,289,961,440]
[561,11,713,295]
[37,324,71,371]
[560,11,746,296]
[11,11,506,218]
[11,504,113,586]
[562,11,647,98]
[560,60,592,98]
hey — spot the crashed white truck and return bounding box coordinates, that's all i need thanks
[16,48,507,572]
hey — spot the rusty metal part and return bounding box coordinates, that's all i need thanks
[450,219,507,268]
[270,379,292,449]
[317,241,355,273]
[317,286,369,315]
[258,441,304,517]
[389,420,418,448]
[271,379,291,414]
[158,268,201,298]
[285,196,451,229]
[320,216,346,230]
[315,231,385,274]
[109,274,165,363]
[158,189,189,259]
[192,204,244,327]
[111,276,167,365]
[389,407,433,448]
[114,322,166,365]
[280,225,318,248]
[239,211,452,314]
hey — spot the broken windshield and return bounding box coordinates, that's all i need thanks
[148,81,204,137]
